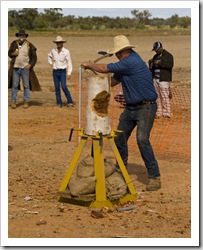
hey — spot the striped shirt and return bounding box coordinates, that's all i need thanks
[107,50,157,105]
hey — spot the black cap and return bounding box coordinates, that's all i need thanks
[152,42,163,51]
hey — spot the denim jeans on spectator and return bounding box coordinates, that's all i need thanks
[11,68,30,101]
[114,103,160,178]
[53,69,73,105]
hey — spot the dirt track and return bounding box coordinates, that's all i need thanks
[7,35,191,241]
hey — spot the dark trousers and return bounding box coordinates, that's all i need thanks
[114,103,160,178]
[52,69,73,105]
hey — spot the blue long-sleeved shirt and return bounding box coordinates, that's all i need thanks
[107,50,157,105]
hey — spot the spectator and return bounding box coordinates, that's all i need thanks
[149,42,174,118]
[8,29,41,109]
[48,36,75,107]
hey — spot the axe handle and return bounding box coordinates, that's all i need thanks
[93,53,111,63]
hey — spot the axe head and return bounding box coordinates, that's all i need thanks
[98,51,108,55]
[93,52,113,63]
[98,51,113,56]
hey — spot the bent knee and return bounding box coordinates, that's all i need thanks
[137,137,150,148]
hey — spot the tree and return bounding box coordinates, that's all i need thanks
[63,15,75,26]
[131,9,152,25]
[8,10,19,27]
[8,8,191,31]
[149,18,166,28]
[166,14,179,28]
[17,8,39,30]
[43,9,62,21]
[179,16,191,28]
[34,14,49,29]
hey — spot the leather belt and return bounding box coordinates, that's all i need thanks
[126,101,156,107]
[53,69,66,71]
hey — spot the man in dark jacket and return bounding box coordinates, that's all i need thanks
[149,42,174,118]
[8,29,41,109]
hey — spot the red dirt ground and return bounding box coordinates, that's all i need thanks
[6,35,193,245]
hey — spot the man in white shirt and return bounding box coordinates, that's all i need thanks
[48,36,74,107]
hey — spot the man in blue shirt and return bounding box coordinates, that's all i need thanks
[81,35,161,191]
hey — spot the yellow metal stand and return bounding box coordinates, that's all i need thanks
[58,129,136,208]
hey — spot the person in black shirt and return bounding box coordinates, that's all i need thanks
[149,42,174,118]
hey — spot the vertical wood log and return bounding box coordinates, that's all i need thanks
[85,76,111,135]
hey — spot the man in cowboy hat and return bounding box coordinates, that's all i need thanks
[81,35,161,191]
[8,29,41,109]
[48,36,74,107]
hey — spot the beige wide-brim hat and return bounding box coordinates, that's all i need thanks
[108,35,136,54]
[53,36,67,43]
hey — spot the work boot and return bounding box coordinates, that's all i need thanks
[146,177,161,191]
[23,101,29,109]
[11,101,16,109]
[67,102,75,107]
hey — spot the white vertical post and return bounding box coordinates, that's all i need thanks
[78,67,83,142]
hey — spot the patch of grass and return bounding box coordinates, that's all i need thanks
[9,28,191,37]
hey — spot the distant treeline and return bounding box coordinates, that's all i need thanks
[8,8,191,31]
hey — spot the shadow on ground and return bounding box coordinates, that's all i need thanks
[127,163,148,185]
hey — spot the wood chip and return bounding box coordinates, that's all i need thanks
[91,210,104,219]
[36,220,47,225]
[25,211,38,214]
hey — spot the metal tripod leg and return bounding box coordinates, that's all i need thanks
[107,136,136,196]
[58,130,136,207]
[90,137,112,208]
[58,135,87,193]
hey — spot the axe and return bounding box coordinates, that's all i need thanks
[93,51,113,63]
[81,51,113,73]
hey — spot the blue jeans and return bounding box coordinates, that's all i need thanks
[11,68,30,101]
[52,69,73,105]
[114,103,160,178]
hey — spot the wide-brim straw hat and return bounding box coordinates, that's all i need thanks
[15,29,29,38]
[108,35,136,54]
[53,36,67,43]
